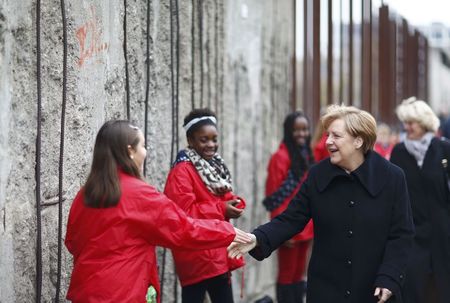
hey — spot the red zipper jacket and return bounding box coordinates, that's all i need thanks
[65,171,235,303]
[164,160,246,287]
[313,132,329,162]
[266,143,313,241]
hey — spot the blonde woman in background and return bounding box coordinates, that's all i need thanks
[390,97,450,303]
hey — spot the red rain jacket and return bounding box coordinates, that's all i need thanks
[65,171,235,303]
[313,132,329,162]
[374,142,393,160]
[164,161,246,287]
[266,143,313,241]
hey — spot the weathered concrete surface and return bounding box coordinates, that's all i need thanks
[0,0,295,302]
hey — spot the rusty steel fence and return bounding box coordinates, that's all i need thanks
[294,0,428,127]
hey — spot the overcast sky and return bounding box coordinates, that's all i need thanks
[385,0,450,27]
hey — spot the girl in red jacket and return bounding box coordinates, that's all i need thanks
[65,120,251,303]
[263,111,314,303]
[164,109,246,303]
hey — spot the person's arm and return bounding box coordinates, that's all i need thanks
[389,144,401,166]
[164,163,225,220]
[250,173,313,260]
[265,153,289,197]
[136,185,251,250]
[374,169,415,302]
[65,190,83,256]
[264,152,303,217]
[442,139,450,182]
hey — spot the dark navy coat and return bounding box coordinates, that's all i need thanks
[390,138,450,303]
[250,151,414,303]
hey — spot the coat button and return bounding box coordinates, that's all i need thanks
[347,260,352,266]
[349,201,355,207]
[345,290,351,297]
[348,230,353,237]
[400,274,404,280]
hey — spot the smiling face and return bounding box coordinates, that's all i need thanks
[402,120,426,140]
[188,124,219,160]
[292,116,310,146]
[326,118,364,172]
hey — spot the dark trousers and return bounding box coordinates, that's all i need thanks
[182,273,234,303]
[276,282,306,303]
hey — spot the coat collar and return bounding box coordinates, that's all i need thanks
[316,150,389,196]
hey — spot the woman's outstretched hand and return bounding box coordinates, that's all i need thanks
[233,227,254,244]
[228,232,257,258]
[374,287,392,303]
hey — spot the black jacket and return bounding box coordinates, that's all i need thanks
[250,151,414,303]
[390,138,450,302]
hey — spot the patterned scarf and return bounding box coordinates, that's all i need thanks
[263,146,310,212]
[404,132,434,168]
[263,170,300,211]
[174,148,233,195]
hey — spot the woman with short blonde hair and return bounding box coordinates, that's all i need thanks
[229,104,415,303]
[321,104,377,154]
[395,96,440,133]
[391,97,450,303]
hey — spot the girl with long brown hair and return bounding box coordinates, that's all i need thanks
[65,120,251,303]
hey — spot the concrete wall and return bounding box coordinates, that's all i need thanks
[0,0,295,301]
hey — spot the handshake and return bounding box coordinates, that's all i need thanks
[230,228,257,258]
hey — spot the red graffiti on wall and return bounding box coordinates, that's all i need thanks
[76,6,108,67]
